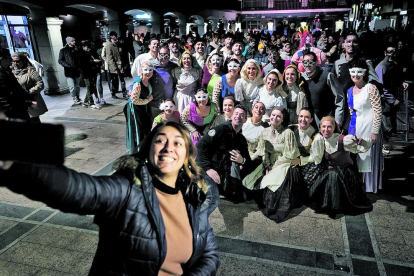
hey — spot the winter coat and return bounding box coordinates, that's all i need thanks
[13,66,47,118]
[133,40,145,58]
[102,41,123,74]
[1,159,219,275]
[58,45,81,78]
[0,67,30,120]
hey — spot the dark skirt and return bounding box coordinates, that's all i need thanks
[123,100,152,154]
[301,162,325,189]
[261,167,305,222]
[308,166,372,213]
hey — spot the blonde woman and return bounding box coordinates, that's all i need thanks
[234,59,263,111]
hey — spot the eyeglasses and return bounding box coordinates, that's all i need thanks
[302,60,316,67]
[195,93,209,101]
[386,50,396,55]
[349,67,366,76]
[11,60,21,63]
[159,53,170,59]
[227,63,240,70]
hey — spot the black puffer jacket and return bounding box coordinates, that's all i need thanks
[1,159,219,275]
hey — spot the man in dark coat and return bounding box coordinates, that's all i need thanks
[58,36,82,104]
[197,106,252,211]
[302,51,343,127]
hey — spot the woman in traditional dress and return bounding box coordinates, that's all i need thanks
[241,102,269,191]
[248,107,303,222]
[181,88,216,145]
[151,99,180,130]
[124,61,154,154]
[289,108,324,188]
[242,102,268,159]
[347,58,383,193]
[208,95,235,129]
[172,50,202,113]
[276,64,309,125]
[202,53,224,99]
[212,58,241,112]
[250,69,286,122]
[308,116,373,215]
[234,59,263,111]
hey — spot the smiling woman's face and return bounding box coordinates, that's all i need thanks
[149,126,187,180]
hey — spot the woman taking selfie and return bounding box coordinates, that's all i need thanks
[0,122,219,275]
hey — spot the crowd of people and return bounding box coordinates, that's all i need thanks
[0,23,413,275]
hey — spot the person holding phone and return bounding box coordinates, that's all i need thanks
[0,121,219,275]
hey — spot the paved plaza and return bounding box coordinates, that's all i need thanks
[0,80,413,276]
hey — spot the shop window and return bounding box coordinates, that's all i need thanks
[0,15,34,59]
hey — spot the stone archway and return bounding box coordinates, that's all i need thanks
[164,12,186,36]
[65,4,119,36]
[125,9,160,35]
[189,15,205,36]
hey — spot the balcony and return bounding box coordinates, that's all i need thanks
[242,0,350,10]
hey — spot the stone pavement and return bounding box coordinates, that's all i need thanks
[0,81,414,276]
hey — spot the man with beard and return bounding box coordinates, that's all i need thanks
[375,44,409,139]
[197,106,252,210]
[209,33,234,60]
[302,51,342,127]
[193,38,207,69]
[102,32,124,99]
[262,50,284,77]
[131,37,159,78]
[168,37,182,65]
[223,40,245,73]
[148,45,178,121]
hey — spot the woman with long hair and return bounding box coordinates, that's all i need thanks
[0,122,219,275]
[181,87,216,145]
[276,64,309,125]
[124,61,154,154]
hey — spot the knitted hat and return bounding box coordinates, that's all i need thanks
[66,37,75,44]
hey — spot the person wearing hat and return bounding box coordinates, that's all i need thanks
[254,44,268,69]
[168,37,182,65]
[58,36,82,104]
[209,33,235,60]
[193,38,207,69]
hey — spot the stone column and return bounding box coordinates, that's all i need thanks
[178,24,186,36]
[34,17,69,95]
[204,22,208,34]
[198,24,205,36]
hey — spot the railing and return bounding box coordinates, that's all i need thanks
[242,0,349,10]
